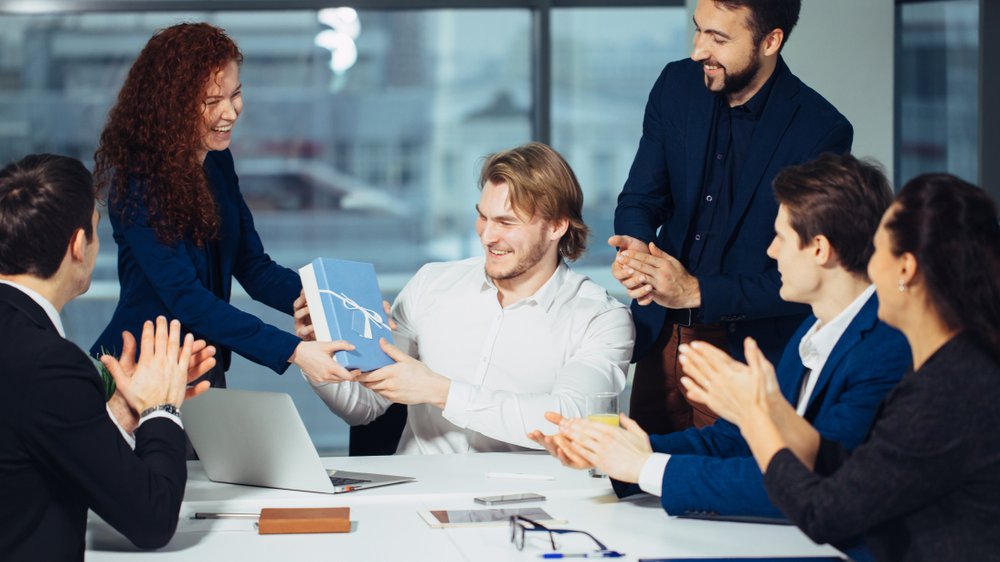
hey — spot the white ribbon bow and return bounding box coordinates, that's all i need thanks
[319,289,389,339]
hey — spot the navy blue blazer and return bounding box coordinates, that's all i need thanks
[0,284,186,560]
[613,293,911,518]
[92,149,301,376]
[615,58,853,364]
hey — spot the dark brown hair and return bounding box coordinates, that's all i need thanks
[886,174,1000,357]
[715,0,801,51]
[94,22,243,246]
[0,154,96,279]
[772,152,894,277]
[479,143,589,261]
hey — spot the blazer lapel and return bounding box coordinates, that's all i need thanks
[780,366,809,404]
[725,58,801,238]
[804,294,880,414]
[776,316,814,402]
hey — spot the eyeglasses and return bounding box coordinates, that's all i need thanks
[509,515,623,557]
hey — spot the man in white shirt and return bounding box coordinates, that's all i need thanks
[300,143,635,453]
[0,154,214,559]
[532,153,911,526]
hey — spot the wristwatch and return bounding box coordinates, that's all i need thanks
[139,403,181,418]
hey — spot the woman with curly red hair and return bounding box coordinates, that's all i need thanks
[91,23,352,392]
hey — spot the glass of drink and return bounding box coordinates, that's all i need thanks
[586,392,619,477]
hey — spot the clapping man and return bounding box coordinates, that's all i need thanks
[533,154,909,559]
[0,154,215,560]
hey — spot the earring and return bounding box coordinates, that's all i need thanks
[898,279,907,292]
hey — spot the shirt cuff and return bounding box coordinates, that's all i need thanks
[106,403,136,451]
[137,410,184,431]
[301,368,331,388]
[638,452,671,497]
[441,380,474,428]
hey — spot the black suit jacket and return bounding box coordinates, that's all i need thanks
[0,283,187,561]
[615,57,853,364]
[765,334,1000,561]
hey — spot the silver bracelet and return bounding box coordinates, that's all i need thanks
[139,403,181,418]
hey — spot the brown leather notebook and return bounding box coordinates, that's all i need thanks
[258,507,351,534]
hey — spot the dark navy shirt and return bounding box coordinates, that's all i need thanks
[682,65,781,276]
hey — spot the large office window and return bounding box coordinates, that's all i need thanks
[551,7,686,270]
[0,6,689,453]
[896,0,979,185]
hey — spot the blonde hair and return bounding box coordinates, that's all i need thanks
[478,142,589,261]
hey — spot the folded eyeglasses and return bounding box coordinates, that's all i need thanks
[509,515,624,558]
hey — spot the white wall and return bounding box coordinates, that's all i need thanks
[786,0,894,181]
[686,0,895,180]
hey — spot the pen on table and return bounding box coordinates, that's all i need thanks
[193,512,259,520]
[486,472,555,480]
[540,551,625,559]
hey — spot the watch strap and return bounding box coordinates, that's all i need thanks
[139,403,181,418]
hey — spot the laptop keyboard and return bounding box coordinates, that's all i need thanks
[329,476,372,486]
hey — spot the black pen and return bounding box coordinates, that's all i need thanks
[541,552,625,559]
[193,512,259,520]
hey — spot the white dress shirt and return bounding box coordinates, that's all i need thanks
[794,285,875,414]
[309,257,635,454]
[637,286,876,496]
[0,279,181,450]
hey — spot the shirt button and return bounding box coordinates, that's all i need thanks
[694,234,702,241]
[716,153,723,160]
[706,195,713,202]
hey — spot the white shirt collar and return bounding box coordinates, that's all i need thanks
[479,260,568,311]
[0,279,65,338]
[798,285,876,373]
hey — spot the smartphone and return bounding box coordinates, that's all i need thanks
[473,493,546,505]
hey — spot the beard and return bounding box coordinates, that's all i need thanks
[703,43,764,98]
[718,54,761,98]
[484,240,549,283]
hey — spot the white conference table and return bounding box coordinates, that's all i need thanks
[86,452,844,561]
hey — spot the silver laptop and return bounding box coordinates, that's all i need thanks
[181,388,414,494]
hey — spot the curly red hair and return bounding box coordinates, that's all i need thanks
[94,23,243,246]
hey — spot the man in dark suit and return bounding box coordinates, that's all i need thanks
[534,154,906,558]
[612,0,853,434]
[0,154,214,560]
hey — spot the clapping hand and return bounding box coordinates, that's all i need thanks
[101,317,201,428]
[678,338,782,427]
[608,235,654,305]
[528,412,594,470]
[611,236,700,309]
[102,320,216,432]
[530,411,653,483]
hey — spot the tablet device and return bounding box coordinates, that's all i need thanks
[419,507,563,528]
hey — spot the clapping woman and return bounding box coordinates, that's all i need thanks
[679,174,1000,561]
[92,23,352,388]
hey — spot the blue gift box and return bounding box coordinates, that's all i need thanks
[298,258,394,372]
